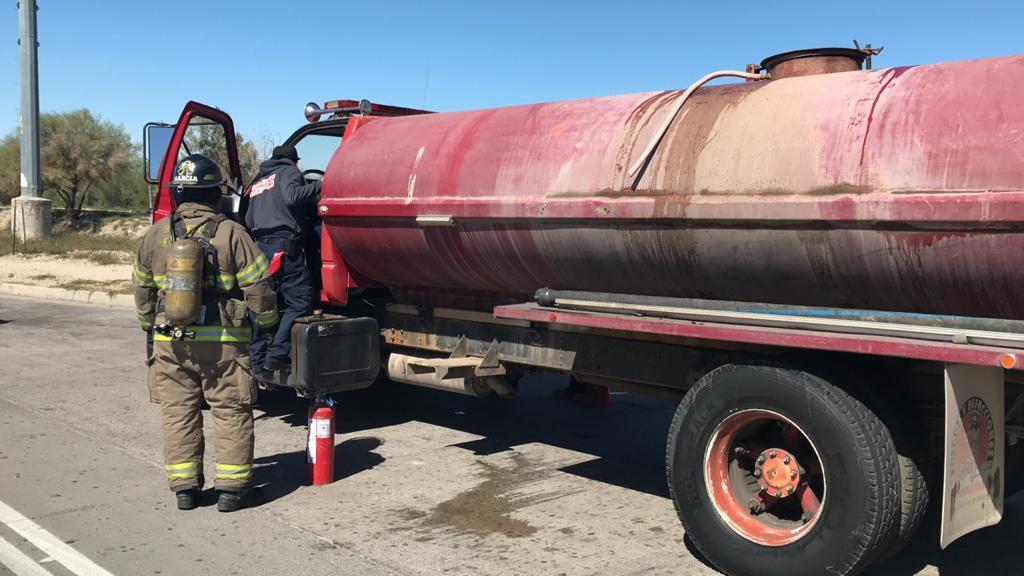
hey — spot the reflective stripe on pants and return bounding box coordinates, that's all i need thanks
[215,463,253,481]
[165,460,201,481]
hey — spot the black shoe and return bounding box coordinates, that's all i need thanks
[175,488,200,511]
[217,488,260,512]
[265,358,291,374]
[254,367,277,385]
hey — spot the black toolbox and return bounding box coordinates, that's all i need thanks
[290,314,380,395]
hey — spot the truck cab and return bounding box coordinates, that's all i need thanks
[143,100,407,222]
[143,99,429,396]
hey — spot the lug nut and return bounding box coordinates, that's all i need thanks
[790,470,797,479]
[757,455,765,464]
[787,485,794,494]
[783,456,791,465]
[753,469,761,477]
[769,450,777,458]
[775,489,783,498]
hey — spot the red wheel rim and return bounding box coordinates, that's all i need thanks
[703,409,826,546]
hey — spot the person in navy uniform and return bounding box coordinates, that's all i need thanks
[244,145,321,377]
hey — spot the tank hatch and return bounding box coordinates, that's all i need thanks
[760,48,868,79]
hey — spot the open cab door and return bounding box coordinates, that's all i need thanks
[143,101,243,223]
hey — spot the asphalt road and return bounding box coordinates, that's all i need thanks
[0,295,1022,576]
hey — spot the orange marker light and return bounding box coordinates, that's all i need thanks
[999,354,1017,369]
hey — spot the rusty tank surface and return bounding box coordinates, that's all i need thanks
[319,50,1024,319]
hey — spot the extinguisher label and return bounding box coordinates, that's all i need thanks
[315,418,331,439]
[307,425,317,464]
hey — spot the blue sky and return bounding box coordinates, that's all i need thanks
[3,0,1023,146]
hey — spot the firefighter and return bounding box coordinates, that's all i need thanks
[244,144,321,377]
[133,154,279,512]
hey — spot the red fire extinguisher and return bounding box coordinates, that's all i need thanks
[307,392,335,485]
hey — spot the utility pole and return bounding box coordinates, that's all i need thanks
[14,0,51,238]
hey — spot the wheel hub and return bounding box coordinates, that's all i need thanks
[754,448,800,498]
[704,409,826,547]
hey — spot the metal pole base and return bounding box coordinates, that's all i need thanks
[11,197,52,239]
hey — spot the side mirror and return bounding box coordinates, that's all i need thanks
[143,123,175,184]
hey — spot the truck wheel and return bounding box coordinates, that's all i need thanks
[886,450,929,559]
[831,373,937,565]
[666,364,900,576]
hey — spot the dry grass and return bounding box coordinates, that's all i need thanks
[75,251,133,266]
[1,231,137,258]
[57,279,133,296]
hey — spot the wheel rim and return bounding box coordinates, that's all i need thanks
[703,409,827,546]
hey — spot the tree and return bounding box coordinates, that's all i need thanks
[2,110,265,217]
[236,132,260,183]
[39,110,132,223]
[0,132,19,203]
[92,151,150,211]
[179,123,262,186]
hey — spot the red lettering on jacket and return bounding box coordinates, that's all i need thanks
[249,173,277,198]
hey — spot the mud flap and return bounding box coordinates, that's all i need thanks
[940,363,1004,548]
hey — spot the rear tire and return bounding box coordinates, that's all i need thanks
[890,450,930,556]
[666,364,900,576]
[863,394,931,565]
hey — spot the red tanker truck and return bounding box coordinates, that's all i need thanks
[143,47,1024,576]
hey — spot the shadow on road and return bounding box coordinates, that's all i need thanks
[253,435,386,504]
[256,374,676,500]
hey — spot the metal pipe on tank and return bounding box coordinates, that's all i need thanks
[627,70,766,179]
[534,289,1024,334]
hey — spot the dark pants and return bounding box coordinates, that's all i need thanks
[248,232,312,369]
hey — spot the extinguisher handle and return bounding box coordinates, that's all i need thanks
[314,389,335,407]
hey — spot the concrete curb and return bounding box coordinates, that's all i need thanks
[0,282,134,308]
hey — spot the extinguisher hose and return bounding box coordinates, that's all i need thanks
[627,70,767,181]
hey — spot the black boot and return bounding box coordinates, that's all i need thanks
[217,488,260,512]
[264,357,291,374]
[175,488,200,511]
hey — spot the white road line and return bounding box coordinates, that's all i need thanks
[0,500,114,576]
[0,533,54,576]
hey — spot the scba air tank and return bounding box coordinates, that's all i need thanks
[164,239,204,326]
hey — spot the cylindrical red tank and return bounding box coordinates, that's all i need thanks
[308,403,334,485]
[321,54,1024,319]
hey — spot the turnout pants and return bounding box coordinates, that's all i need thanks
[148,340,256,492]
[248,232,312,369]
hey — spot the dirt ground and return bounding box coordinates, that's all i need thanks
[0,253,133,294]
[1,208,145,294]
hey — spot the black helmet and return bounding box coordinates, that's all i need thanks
[166,154,224,205]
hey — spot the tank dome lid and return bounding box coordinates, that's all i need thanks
[761,48,867,79]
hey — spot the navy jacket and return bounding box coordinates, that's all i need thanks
[245,158,321,236]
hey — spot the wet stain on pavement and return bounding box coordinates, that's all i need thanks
[399,451,582,539]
